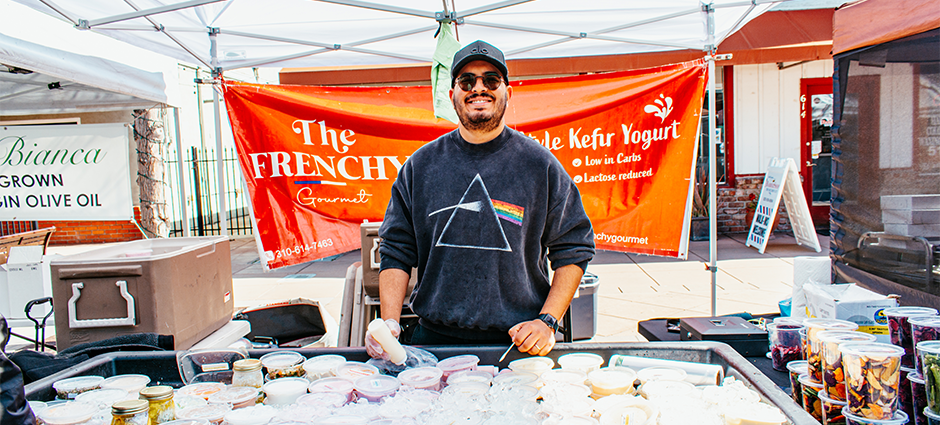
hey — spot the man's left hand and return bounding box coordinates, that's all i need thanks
[508,319,555,356]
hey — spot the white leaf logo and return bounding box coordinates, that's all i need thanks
[644,94,673,123]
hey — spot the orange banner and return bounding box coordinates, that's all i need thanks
[224,59,707,269]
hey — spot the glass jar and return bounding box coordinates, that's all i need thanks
[139,386,175,424]
[111,400,150,425]
[232,359,263,389]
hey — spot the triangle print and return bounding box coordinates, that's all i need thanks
[430,174,511,252]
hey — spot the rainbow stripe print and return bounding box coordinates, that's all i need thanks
[492,200,524,226]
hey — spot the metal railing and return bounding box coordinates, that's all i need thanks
[165,146,254,237]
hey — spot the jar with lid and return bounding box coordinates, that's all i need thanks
[140,386,175,424]
[232,359,263,389]
[111,399,150,425]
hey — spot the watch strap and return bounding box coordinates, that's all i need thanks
[537,313,560,332]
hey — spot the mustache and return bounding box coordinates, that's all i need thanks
[465,93,495,103]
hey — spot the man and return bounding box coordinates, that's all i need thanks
[366,40,594,358]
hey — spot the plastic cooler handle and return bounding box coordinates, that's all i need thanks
[68,281,137,328]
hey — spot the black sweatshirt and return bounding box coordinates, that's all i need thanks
[379,127,595,338]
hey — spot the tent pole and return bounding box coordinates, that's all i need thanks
[705,4,718,317]
[209,28,229,236]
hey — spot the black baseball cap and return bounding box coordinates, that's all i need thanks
[451,40,509,87]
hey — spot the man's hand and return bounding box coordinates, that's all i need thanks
[508,319,555,356]
[365,319,401,360]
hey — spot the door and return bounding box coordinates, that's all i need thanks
[800,78,833,231]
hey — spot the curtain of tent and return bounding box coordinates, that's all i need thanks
[831,28,940,295]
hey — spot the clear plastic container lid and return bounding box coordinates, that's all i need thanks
[925,407,940,420]
[397,367,443,387]
[508,357,554,375]
[541,369,587,385]
[315,416,368,425]
[917,340,940,355]
[883,306,939,318]
[100,374,151,393]
[839,342,905,359]
[308,377,355,394]
[262,377,309,395]
[207,386,258,405]
[817,330,878,344]
[841,406,909,424]
[909,372,925,384]
[492,371,538,387]
[445,370,492,386]
[74,388,129,410]
[259,351,305,370]
[441,382,490,397]
[178,382,227,400]
[798,374,823,389]
[334,362,380,382]
[803,318,859,331]
[437,355,480,373]
[296,392,348,408]
[221,405,276,425]
[302,355,346,377]
[587,367,637,389]
[353,375,400,397]
[160,420,210,425]
[53,376,104,398]
[909,316,940,327]
[27,400,47,416]
[38,401,98,425]
[176,403,231,422]
[638,379,694,399]
[818,389,847,406]
[557,353,605,373]
[786,360,808,375]
[173,394,208,411]
[636,366,687,384]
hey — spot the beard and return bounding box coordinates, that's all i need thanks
[453,92,507,133]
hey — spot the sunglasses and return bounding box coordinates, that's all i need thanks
[456,72,504,91]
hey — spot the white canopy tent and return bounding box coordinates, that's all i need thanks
[0,33,170,115]
[12,0,792,315]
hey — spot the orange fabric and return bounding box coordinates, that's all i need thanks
[224,60,707,268]
[833,0,940,55]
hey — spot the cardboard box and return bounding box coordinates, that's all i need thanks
[803,283,898,343]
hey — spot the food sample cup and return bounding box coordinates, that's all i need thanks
[333,362,380,383]
[492,371,538,388]
[176,404,230,425]
[508,357,554,376]
[36,401,97,425]
[262,377,309,406]
[769,321,805,372]
[841,407,910,425]
[820,331,879,401]
[805,318,860,383]
[52,376,104,400]
[353,375,400,402]
[307,377,355,403]
[841,342,905,420]
[638,379,694,400]
[801,374,825,422]
[885,307,939,368]
[100,375,151,396]
[259,351,306,380]
[207,386,258,409]
[911,317,940,375]
[444,370,491,387]
[636,366,687,385]
[178,383,227,401]
[918,341,940,413]
[910,373,928,425]
[821,390,849,425]
[587,367,637,398]
[74,388,129,410]
[437,355,480,383]
[557,353,605,374]
[302,355,346,381]
[397,367,444,391]
[788,360,810,407]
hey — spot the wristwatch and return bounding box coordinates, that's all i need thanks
[537,313,560,332]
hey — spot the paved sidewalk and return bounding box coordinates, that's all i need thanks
[226,232,829,343]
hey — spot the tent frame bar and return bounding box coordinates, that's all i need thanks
[456,0,536,19]
[465,19,702,50]
[313,0,436,19]
[78,0,226,29]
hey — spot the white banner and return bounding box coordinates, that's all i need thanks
[0,123,133,220]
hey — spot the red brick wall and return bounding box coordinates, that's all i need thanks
[38,206,145,245]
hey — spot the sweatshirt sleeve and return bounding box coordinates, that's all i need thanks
[378,161,418,273]
[544,167,595,272]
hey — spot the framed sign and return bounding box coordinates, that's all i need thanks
[746,157,821,253]
[0,123,133,221]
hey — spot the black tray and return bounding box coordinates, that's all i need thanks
[24,342,817,425]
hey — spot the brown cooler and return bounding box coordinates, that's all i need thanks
[50,236,233,350]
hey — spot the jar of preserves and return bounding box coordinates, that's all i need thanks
[232,359,263,389]
[139,386,175,424]
[111,399,150,425]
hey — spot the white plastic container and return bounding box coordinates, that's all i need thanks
[295,392,348,409]
[598,399,658,425]
[558,353,605,374]
[74,388,129,410]
[636,366,687,384]
[262,377,309,406]
[333,362,379,382]
[302,355,347,381]
[542,369,588,386]
[99,374,150,395]
[437,355,480,383]
[587,367,637,397]
[207,386,258,410]
[722,403,787,425]
[53,376,104,400]
[397,367,444,391]
[492,371,538,388]
[259,351,306,380]
[178,383,227,401]
[508,357,554,376]
[353,375,400,402]
[176,404,231,425]
[446,370,493,386]
[308,377,355,402]
[37,401,98,425]
[638,379,695,399]
[220,405,276,425]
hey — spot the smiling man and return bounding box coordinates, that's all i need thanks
[366,41,595,358]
